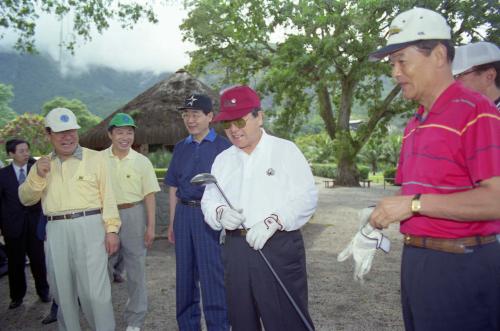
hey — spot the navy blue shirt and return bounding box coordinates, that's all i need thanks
[165,128,231,201]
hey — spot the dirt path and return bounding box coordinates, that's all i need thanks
[0,179,404,331]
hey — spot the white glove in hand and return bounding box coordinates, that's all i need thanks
[246,215,282,250]
[337,208,390,282]
[216,206,245,230]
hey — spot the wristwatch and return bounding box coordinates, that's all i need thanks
[411,193,422,214]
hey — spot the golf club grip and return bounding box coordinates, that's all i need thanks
[257,250,315,331]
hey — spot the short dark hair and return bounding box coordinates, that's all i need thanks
[6,139,30,154]
[107,125,136,133]
[474,61,500,88]
[413,39,455,62]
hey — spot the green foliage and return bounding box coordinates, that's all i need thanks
[0,83,17,128]
[147,149,172,169]
[310,163,337,179]
[358,165,370,180]
[154,168,167,180]
[0,114,51,157]
[295,132,336,163]
[383,167,397,184]
[1,1,158,53]
[41,97,101,134]
[181,0,496,186]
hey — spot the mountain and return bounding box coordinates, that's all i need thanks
[0,51,171,118]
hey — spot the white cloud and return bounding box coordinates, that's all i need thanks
[0,2,195,74]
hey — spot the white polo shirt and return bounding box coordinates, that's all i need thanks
[201,130,317,231]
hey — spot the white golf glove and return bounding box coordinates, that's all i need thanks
[337,207,390,282]
[216,206,245,230]
[246,214,283,250]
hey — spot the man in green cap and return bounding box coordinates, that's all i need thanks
[104,113,161,331]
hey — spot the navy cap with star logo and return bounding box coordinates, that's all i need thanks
[178,94,213,114]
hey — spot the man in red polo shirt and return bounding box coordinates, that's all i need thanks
[369,7,500,331]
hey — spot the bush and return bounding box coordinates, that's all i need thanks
[155,168,167,180]
[358,165,370,180]
[147,149,172,168]
[310,163,337,179]
[383,167,397,184]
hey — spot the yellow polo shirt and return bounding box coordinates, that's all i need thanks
[104,147,160,204]
[19,146,121,233]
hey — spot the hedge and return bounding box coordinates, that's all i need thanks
[310,163,337,179]
[155,168,167,179]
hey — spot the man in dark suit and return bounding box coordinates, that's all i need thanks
[0,139,50,309]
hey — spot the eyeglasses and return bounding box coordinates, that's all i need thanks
[221,117,249,130]
[181,111,204,120]
[454,68,477,80]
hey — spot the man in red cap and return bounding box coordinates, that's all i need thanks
[201,85,317,331]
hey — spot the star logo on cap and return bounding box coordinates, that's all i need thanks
[186,95,198,106]
[60,114,69,122]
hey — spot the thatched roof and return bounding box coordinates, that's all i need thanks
[80,69,219,150]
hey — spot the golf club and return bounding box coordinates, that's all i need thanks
[190,173,314,331]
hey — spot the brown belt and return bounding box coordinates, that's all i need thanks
[403,234,498,254]
[118,201,141,210]
[226,229,248,236]
[47,209,101,221]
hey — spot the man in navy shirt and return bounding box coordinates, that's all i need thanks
[165,94,231,331]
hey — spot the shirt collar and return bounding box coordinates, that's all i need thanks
[12,163,27,173]
[51,144,83,161]
[106,146,137,160]
[184,128,217,144]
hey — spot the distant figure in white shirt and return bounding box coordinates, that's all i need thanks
[201,85,318,331]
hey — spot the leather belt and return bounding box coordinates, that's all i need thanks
[47,209,101,221]
[226,229,248,236]
[180,200,201,207]
[118,201,141,210]
[403,234,498,254]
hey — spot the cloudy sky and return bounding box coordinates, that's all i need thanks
[0,2,194,74]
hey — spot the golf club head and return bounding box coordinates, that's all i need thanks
[190,173,217,186]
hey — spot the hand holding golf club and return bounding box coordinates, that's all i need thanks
[246,215,282,250]
[216,205,246,230]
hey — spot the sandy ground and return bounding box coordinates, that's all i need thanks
[0,179,404,331]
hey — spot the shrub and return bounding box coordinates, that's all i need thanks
[147,149,172,168]
[358,165,370,180]
[310,163,337,179]
[155,168,167,180]
[383,167,397,184]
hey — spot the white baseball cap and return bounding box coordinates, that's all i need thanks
[370,7,451,61]
[452,41,500,76]
[45,107,81,132]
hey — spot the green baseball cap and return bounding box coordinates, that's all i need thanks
[108,113,136,128]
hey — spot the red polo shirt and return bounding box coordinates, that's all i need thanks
[397,82,500,238]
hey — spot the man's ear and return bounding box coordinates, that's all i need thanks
[431,43,449,68]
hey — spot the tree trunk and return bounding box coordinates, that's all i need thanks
[336,151,359,186]
[335,132,360,186]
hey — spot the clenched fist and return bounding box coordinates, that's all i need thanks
[36,156,51,178]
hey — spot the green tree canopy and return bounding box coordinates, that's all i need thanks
[41,97,101,134]
[1,0,158,53]
[0,113,50,158]
[181,0,498,186]
[0,83,17,128]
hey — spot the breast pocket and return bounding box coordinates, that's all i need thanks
[75,174,98,203]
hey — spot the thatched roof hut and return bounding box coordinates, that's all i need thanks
[80,69,219,151]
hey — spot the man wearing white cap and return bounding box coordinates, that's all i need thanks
[369,7,500,331]
[201,85,317,330]
[19,107,120,331]
[453,41,500,109]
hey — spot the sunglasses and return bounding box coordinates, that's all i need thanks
[221,117,249,130]
[454,68,477,80]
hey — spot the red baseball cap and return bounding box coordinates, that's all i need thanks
[213,85,261,122]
